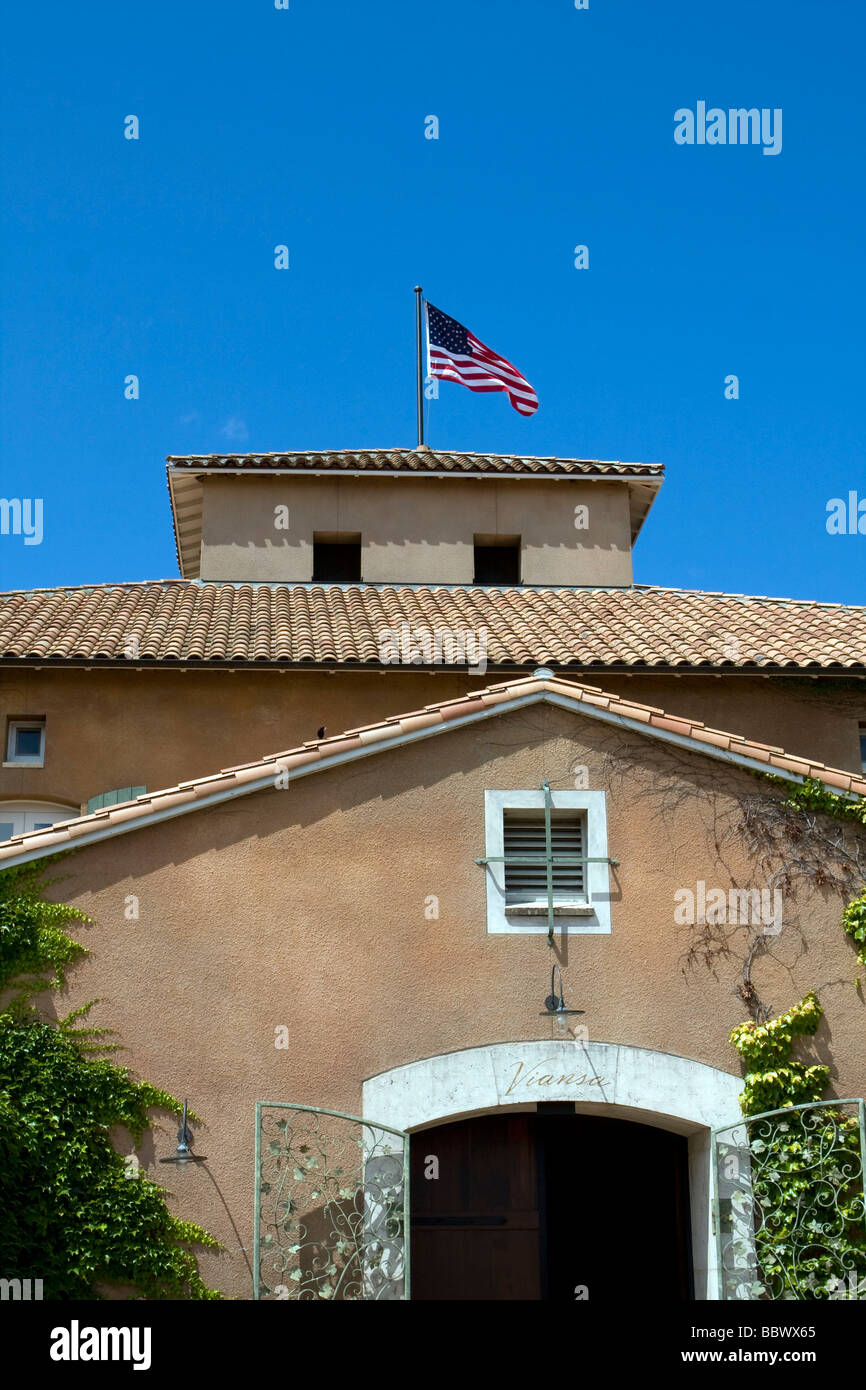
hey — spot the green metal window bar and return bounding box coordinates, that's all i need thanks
[476,781,618,944]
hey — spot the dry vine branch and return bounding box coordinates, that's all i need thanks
[480,705,866,1025]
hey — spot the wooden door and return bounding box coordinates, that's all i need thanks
[410,1113,542,1300]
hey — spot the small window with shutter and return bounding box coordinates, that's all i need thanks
[482,789,612,936]
[503,809,586,905]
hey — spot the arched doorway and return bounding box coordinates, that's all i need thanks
[363,1040,743,1299]
[410,1107,692,1300]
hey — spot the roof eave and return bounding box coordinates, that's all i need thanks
[0,656,864,677]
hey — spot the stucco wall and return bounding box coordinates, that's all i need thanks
[32,702,866,1299]
[0,666,862,816]
[198,475,634,585]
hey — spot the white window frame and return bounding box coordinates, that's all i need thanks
[483,789,611,935]
[5,719,46,767]
[0,801,76,842]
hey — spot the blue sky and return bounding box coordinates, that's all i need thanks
[1,0,863,601]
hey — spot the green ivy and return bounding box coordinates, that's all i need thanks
[777,776,866,964]
[0,859,88,1008]
[737,1063,830,1117]
[780,776,866,826]
[841,888,866,966]
[0,858,221,1299]
[728,992,866,1298]
[724,776,866,1297]
[731,992,829,1117]
[730,992,824,1073]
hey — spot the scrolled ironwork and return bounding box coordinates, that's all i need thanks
[714,1099,866,1300]
[254,1103,409,1300]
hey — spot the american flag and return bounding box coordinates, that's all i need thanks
[425,301,538,416]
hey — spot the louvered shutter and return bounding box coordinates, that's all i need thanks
[86,786,147,814]
[503,810,586,904]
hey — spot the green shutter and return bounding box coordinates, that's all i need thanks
[86,786,146,814]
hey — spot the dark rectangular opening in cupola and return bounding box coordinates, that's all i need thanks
[473,534,521,586]
[313,533,362,583]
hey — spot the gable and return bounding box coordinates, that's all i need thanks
[6,697,819,910]
[0,673,863,871]
[19,695,862,1147]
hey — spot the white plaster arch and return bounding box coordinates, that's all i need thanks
[363,1041,743,1300]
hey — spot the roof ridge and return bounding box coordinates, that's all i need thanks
[166,448,657,467]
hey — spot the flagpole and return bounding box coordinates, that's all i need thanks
[414,285,425,447]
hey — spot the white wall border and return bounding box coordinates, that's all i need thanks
[363,1040,743,1300]
[483,789,611,934]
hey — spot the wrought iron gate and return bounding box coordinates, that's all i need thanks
[713,1098,866,1300]
[254,1102,410,1300]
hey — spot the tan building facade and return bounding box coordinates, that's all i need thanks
[1,448,865,1301]
[198,474,637,586]
[2,674,865,1300]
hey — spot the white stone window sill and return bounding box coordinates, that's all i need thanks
[505,902,595,918]
[2,760,44,768]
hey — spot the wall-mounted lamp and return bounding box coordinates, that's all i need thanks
[540,965,584,1037]
[158,1100,207,1166]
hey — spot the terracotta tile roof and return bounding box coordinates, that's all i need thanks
[166,449,663,477]
[0,581,863,672]
[1,669,863,867]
